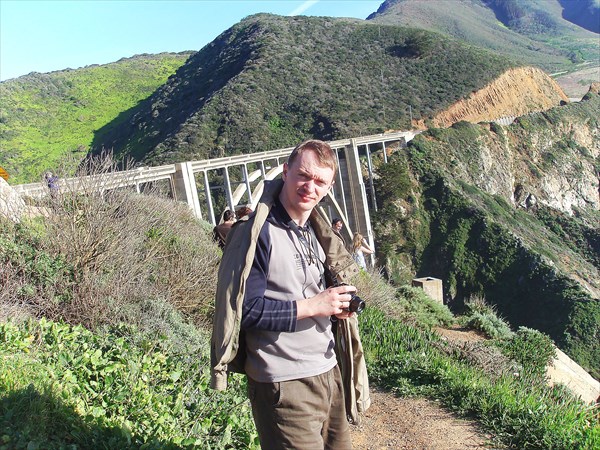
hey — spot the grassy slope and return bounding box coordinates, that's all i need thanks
[0,53,191,184]
[89,14,516,165]
[367,0,600,73]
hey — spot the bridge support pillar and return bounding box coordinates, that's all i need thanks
[343,139,376,264]
[174,162,202,220]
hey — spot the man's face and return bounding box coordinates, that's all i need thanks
[281,149,335,220]
[334,221,343,232]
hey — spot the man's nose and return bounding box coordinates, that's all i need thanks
[303,179,316,192]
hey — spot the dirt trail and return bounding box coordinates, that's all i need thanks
[351,323,600,449]
[350,387,494,450]
[350,327,497,450]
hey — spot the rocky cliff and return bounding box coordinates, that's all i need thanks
[409,67,597,229]
[436,96,598,217]
[0,178,25,223]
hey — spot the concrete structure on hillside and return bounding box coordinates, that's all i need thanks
[412,277,444,304]
[547,348,600,404]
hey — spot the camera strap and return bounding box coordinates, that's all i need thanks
[287,219,326,290]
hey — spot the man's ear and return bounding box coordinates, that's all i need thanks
[282,162,288,181]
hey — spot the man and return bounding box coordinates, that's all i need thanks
[213,209,235,248]
[44,171,59,198]
[332,218,343,233]
[332,217,347,248]
[211,139,370,449]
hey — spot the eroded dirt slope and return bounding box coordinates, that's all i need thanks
[415,67,569,128]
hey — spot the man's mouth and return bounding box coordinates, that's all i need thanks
[298,191,315,202]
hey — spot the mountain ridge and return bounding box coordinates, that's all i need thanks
[367,0,599,72]
[89,14,519,165]
[416,66,569,128]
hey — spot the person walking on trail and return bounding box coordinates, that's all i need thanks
[213,209,235,248]
[351,232,374,270]
[44,172,59,198]
[211,139,370,450]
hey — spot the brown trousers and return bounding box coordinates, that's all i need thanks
[247,366,352,450]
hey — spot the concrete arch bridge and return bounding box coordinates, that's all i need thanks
[14,131,419,253]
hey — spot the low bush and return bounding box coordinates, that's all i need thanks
[498,327,556,381]
[351,266,397,313]
[464,311,513,340]
[461,295,512,340]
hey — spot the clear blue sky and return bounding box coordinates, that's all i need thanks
[0,0,383,81]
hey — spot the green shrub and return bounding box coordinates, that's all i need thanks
[464,311,513,340]
[351,266,398,314]
[498,327,556,381]
[462,296,513,340]
[396,286,455,329]
[0,218,75,321]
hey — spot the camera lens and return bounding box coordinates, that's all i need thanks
[348,294,365,314]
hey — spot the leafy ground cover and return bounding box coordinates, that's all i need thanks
[0,319,257,449]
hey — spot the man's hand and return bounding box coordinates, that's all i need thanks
[296,285,357,320]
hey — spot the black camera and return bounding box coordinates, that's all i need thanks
[337,282,365,314]
[325,270,366,315]
[346,292,366,314]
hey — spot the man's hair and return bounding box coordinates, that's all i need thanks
[223,210,234,222]
[235,206,252,219]
[332,218,342,226]
[287,139,338,173]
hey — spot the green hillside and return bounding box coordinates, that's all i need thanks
[367,0,600,73]
[0,53,191,184]
[90,14,516,165]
